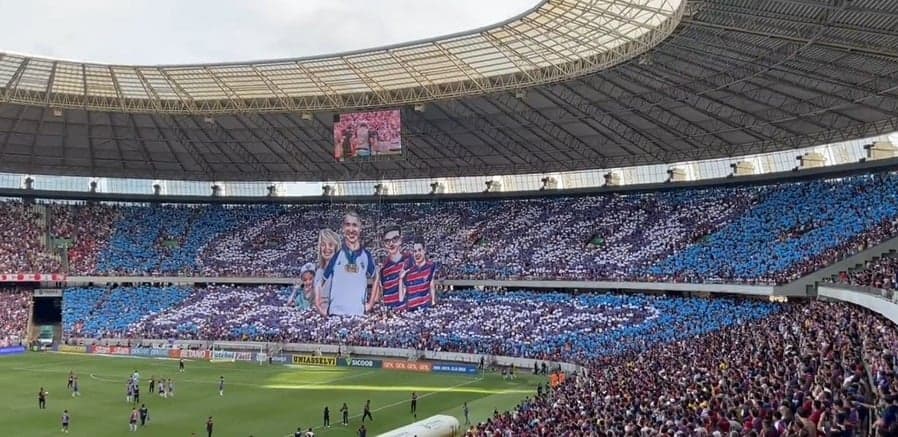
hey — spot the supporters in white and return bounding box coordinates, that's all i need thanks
[322,212,376,316]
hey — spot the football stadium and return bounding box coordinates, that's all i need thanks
[1,0,898,435]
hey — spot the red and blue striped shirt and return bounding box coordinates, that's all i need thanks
[404,261,436,310]
[380,254,410,309]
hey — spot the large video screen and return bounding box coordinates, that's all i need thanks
[333,109,402,161]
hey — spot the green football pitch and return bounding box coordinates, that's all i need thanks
[0,352,542,436]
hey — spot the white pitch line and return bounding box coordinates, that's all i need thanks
[282,376,484,437]
[87,369,377,389]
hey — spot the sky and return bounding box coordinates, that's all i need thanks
[0,0,536,65]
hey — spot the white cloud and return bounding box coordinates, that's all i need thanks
[0,0,536,65]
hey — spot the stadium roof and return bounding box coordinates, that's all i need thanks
[0,0,896,182]
[0,0,684,113]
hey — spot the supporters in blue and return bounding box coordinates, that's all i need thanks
[61,287,779,362]
[17,171,898,284]
[56,286,898,435]
[647,174,898,282]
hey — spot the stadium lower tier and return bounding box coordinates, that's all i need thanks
[54,287,898,436]
[1,171,894,284]
[63,286,782,362]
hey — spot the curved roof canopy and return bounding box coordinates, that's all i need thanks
[0,0,684,113]
[0,0,896,182]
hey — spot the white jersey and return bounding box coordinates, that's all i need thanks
[322,245,375,316]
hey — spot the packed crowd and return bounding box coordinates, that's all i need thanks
[49,204,120,274]
[3,173,898,285]
[63,286,191,338]
[647,174,898,283]
[60,287,780,362]
[0,201,58,273]
[58,285,898,435]
[93,204,278,275]
[832,253,898,293]
[0,288,32,347]
[471,301,888,436]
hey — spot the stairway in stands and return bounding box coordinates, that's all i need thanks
[30,203,63,271]
[776,234,898,296]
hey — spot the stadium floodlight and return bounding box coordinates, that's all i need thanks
[203,116,215,125]
[300,112,314,121]
[413,104,427,113]
[514,90,527,100]
[51,108,63,117]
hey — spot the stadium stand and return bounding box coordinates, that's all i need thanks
[0,201,59,273]
[471,300,888,436]
[0,172,888,285]
[49,204,120,274]
[648,174,898,283]
[61,287,779,361]
[0,288,32,347]
[831,255,898,294]
[62,286,191,338]
[59,286,898,435]
[94,205,279,275]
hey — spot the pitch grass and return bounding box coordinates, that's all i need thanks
[0,353,542,437]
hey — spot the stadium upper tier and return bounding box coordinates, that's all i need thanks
[1,171,896,284]
[0,0,896,181]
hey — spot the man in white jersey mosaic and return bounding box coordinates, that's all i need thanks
[322,211,376,316]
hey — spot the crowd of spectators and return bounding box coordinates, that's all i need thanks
[61,287,779,362]
[471,301,887,436]
[0,201,58,273]
[59,285,898,435]
[62,286,191,338]
[49,204,120,274]
[93,204,278,275]
[647,174,898,283]
[829,252,898,297]
[3,172,898,285]
[0,288,32,347]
